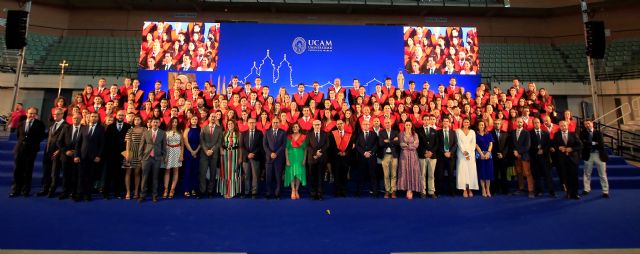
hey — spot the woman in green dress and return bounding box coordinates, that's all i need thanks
[218,120,242,199]
[285,122,307,200]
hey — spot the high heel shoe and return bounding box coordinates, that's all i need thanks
[184,192,191,198]
[163,189,168,199]
[125,192,131,200]
[169,189,175,199]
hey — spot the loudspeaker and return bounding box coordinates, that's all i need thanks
[585,21,605,59]
[5,10,29,49]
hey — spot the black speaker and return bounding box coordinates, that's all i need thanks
[585,21,606,59]
[5,10,29,49]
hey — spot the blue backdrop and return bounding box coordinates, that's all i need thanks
[137,23,481,100]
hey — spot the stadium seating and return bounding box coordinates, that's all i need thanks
[2,33,640,81]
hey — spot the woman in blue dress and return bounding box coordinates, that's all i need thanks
[475,121,494,197]
[183,115,201,198]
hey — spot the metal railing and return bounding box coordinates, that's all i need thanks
[574,116,640,162]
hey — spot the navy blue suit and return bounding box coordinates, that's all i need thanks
[263,128,286,197]
[74,124,105,198]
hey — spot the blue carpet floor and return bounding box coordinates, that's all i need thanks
[1,138,640,253]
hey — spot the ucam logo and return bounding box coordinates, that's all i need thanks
[292,37,306,54]
[292,36,333,54]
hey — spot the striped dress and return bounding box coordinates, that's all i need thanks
[397,132,423,192]
[218,131,241,198]
[124,127,145,169]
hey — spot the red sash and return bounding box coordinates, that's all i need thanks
[332,130,351,152]
[289,134,307,148]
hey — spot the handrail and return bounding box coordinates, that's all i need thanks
[597,97,640,125]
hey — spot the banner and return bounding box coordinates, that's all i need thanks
[137,22,481,99]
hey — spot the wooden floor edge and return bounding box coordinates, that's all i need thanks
[0,251,246,254]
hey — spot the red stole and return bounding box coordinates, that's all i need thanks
[289,134,307,148]
[332,130,351,152]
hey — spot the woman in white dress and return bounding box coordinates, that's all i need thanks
[163,117,183,199]
[456,118,479,198]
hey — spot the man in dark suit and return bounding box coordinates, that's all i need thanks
[512,118,534,198]
[329,119,353,197]
[102,110,130,199]
[378,118,399,199]
[200,113,222,198]
[38,108,67,198]
[355,120,378,197]
[530,118,555,198]
[240,118,263,199]
[552,120,583,200]
[306,120,330,200]
[580,119,609,198]
[436,117,457,196]
[417,115,439,198]
[263,118,287,199]
[10,107,46,197]
[74,112,105,201]
[138,118,166,203]
[491,119,511,195]
[56,113,82,200]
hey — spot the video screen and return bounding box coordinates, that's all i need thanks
[139,21,220,71]
[403,26,479,75]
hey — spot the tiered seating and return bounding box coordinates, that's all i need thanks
[0,33,58,66]
[480,43,571,81]
[42,36,138,75]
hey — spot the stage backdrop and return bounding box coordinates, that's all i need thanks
[137,22,481,100]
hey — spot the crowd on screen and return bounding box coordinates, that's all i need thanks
[8,76,611,202]
[139,21,220,71]
[404,27,479,75]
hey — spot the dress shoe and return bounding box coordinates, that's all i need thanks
[420,193,427,199]
[528,192,535,199]
[384,193,390,199]
[572,195,581,200]
[47,192,56,198]
[73,196,82,202]
[265,195,272,200]
[251,194,257,199]
[317,196,323,201]
[103,194,111,200]
[22,192,31,197]
[138,196,145,203]
[391,192,397,199]
[152,196,158,203]
[8,192,19,198]
[603,193,610,199]
[582,191,590,196]
[429,194,438,199]
[59,193,69,200]
[550,192,557,198]
[275,195,281,200]
[36,190,48,197]
[84,195,92,202]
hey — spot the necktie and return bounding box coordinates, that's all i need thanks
[496,130,500,140]
[151,130,157,157]
[425,127,429,135]
[117,123,122,132]
[72,126,78,142]
[53,122,59,133]
[444,130,449,151]
[316,132,320,141]
[89,125,95,136]
[249,130,253,144]
[563,132,568,145]
[516,129,521,142]
[273,129,277,138]
[537,130,541,140]
[364,132,368,140]
[340,131,344,137]
[210,125,214,138]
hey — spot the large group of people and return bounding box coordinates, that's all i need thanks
[8,76,611,203]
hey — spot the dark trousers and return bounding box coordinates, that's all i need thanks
[60,156,78,196]
[332,155,349,195]
[493,157,509,194]
[436,156,456,196]
[558,155,579,198]
[242,158,261,195]
[265,157,284,197]
[308,159,326,197]
[356,155,377,195]
[199,154,219,194]
[41,151,61,193]
[77,159,99,197]
[141,157,161,197]
[532,154,555,194]
[103,155,124,196]
[12,151,37,194]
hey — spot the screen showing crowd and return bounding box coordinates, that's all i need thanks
[139,21,220,72]
[403,26,479,75]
